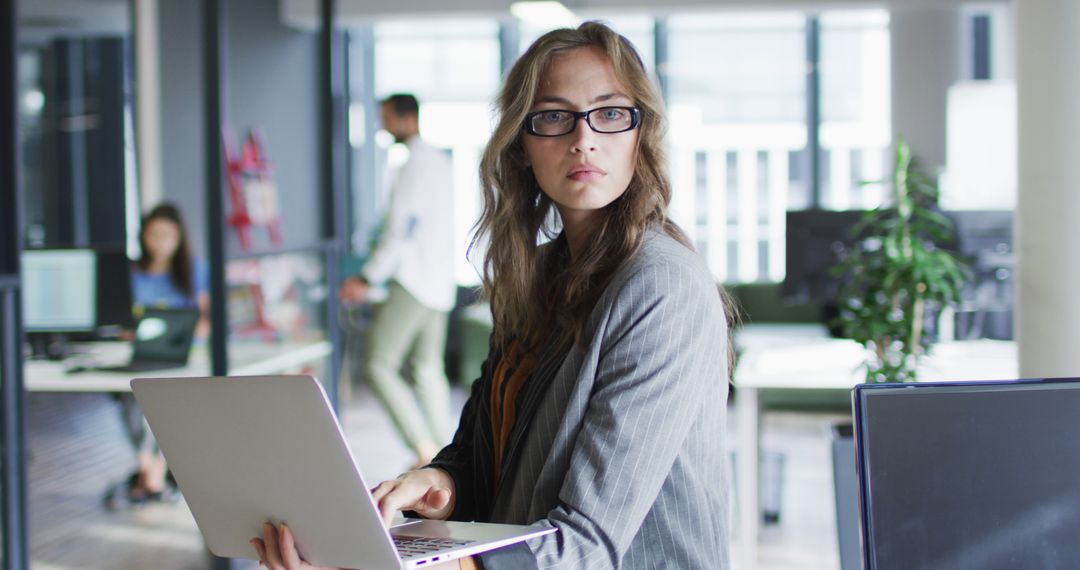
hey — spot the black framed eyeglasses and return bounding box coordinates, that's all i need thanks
[524,106,641,137]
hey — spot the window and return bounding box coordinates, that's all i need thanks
[347,11,893,287]
[667,12,807,283]
[819,10,891,210]
[519,15,656,74]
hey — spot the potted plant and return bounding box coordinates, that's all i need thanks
[828,138,970,569]
[831,137,970,384]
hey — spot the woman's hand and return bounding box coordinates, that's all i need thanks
[338,276,370,305]
[251,522,340,570]
[252,519,468,570]
[251,469,456,568]
[370,467,456,527]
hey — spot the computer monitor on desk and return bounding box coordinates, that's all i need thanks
[854,378,1080,570]
[94,247,135,334]
[782,210,865,305]
[782,210,867,334]
[784,209,1014,340]
[22,249,99,358]
[22,248,135,357]
[22,249,97,333]
[947,210,1014,340]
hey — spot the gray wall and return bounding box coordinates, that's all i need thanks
[224,0,321,255]
[890,7,963,173]
[158,0,206,255]
[157,0,321,258]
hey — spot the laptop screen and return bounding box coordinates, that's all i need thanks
[855,379,1080,570]
[132,308,200,363]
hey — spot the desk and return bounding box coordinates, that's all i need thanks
[733,324,1018,570]
[25,340,334,392]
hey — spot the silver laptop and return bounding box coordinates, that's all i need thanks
[131,375,554,569]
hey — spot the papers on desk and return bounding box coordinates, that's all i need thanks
[916,339,1018,382]
[736,337,868,389]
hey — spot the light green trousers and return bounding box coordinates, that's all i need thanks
[364,281,451,452]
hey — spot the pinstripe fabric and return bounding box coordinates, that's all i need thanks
[430,228,730,569]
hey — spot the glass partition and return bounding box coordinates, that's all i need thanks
[225,250,332,380]
[209,1,339,409]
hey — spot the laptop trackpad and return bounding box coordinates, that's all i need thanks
[390,517,424,529]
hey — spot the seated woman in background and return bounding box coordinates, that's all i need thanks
[112,202,209,505]
[254,21,733,568]
[131,202,210,336]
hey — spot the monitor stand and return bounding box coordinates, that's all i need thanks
[26,332,74,361]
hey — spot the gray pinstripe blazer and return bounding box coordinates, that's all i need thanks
[431,227,731,569]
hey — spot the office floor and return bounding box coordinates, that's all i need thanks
[27,388,843,569]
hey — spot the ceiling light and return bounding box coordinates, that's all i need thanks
[510,1,578,28]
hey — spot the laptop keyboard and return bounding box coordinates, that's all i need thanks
[393,535,475,558]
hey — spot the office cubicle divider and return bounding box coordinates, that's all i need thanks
[320,0,346,412]
[203,0,228,385]
[201,0,229,568]
[1,0,30,567]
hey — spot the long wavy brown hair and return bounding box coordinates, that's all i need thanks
[472,21,736,360]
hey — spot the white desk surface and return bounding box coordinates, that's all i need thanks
[735,323,1018,390]
[24,339,333,392]
[732,323,1018,570]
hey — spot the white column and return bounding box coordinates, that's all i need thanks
[1016,0,1080,377]
[134,0,163,210]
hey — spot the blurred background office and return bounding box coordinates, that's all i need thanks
[1,1,1077,570]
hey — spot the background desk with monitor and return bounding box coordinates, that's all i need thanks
[733,323,1018,570]
[24,339,333,392]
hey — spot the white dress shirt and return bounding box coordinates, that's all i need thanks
[362,135,456,312]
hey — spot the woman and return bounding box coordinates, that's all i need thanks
[131,202,211,336]
[114,202,210,505]
[255,21,732,569]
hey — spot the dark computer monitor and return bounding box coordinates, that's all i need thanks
[781,210,869,334]
[21,249,97,333]
[782,209,867,305]
[782,208,1014,339]
[94,246,135,332]
[854,378,1080,570]
[946,210,1014,340]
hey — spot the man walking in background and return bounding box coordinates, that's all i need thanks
[340,93,456,468]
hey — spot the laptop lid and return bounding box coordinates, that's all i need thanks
[853,378,1080,570]
[130,307,199,365]
[131,375,402,569]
